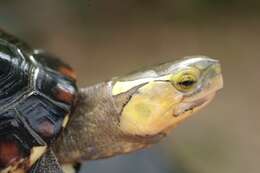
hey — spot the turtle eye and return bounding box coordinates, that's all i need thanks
[171,68,200,92]
[176,74,197,90]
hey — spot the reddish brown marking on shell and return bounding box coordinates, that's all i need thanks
[0,140,21,168]
[38,119,55,137]
[58,66,77,81]
[54,85,75,104]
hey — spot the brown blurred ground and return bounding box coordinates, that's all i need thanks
[0,1,259,173]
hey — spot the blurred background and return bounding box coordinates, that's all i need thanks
[0,0,259,173]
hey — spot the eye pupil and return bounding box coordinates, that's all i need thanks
[178,79,196,87]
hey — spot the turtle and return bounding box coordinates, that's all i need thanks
[0,29,223,173]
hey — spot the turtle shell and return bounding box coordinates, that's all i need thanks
[0,38,77,172]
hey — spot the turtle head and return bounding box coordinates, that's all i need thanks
[114,56,223,137]
[54,56,223,162]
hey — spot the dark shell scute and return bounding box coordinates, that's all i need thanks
[33,51,76,81]
[0,40,30,106]
[36,69,77,110]
[17,95,67,143]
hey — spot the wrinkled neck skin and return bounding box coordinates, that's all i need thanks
[53,82,165,164]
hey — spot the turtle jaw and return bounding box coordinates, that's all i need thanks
[174,92,216,116]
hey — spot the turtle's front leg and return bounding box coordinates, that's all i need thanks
[53,56,223,166]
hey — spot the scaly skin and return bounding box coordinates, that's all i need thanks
[53,56,223,164]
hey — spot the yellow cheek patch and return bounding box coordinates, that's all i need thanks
[119,81,183,136]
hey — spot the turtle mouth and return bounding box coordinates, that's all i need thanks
[174,92,216,116]
[187,92,216,111]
